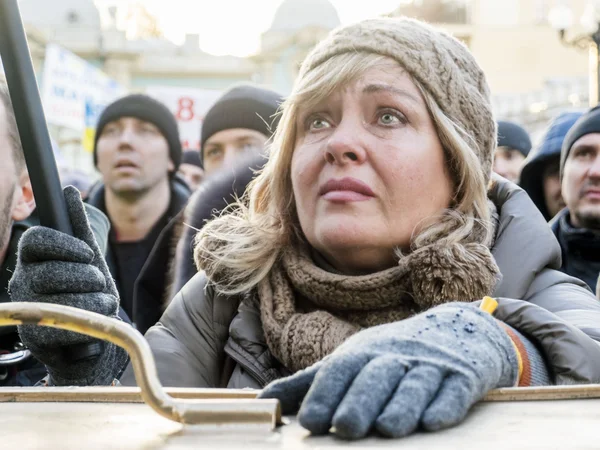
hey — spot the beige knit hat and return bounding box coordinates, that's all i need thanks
[300,17,496,184]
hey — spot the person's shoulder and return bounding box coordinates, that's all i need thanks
[164,272,242,333]
[489,176,565,295]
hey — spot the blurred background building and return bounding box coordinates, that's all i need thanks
[11,0,594,174]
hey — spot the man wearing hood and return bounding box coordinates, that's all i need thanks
[520,112,582,221]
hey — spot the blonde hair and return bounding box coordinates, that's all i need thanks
[195,52,493,295]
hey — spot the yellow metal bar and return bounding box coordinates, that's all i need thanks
[0,303,280,427]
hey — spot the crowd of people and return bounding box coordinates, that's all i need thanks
[2,15,600,440]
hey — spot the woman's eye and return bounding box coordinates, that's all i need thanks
[378,111,404,126]
[308,117,331,131]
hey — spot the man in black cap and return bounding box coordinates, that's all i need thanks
[551,105,600,293]
[200,84,282,176]
[493,120,532,183]
[164,84,282,301]
[86,94,191,333]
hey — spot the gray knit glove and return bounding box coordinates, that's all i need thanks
[260,302,519,440]
[8,186,128,386]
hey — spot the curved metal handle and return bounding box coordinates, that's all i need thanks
[0,303,280,427]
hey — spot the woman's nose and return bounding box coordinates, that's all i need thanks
[324,123,366,165]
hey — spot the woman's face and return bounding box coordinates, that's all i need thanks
[291,60,453,274]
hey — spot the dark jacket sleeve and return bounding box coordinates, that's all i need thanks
[120,272,239,387]
[495,269,600,384]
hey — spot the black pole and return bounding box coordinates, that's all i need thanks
[0,0,73,235]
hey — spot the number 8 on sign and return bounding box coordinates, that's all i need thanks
[176,97,195,121]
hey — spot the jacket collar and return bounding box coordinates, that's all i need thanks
[552,208,600,260]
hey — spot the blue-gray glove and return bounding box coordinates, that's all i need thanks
[8,186,128,386]
[260,302,518,440]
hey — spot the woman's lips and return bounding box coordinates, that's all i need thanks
[319,177,375,202]
[322,191,373,202]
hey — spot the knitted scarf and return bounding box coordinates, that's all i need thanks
[258,239,499,373]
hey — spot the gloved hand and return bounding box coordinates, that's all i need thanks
[8,186,128,386]
[260,302,519,440]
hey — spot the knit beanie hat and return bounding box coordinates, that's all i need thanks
[93,94,182,171]
[561,105,600,177]
[181,149,202,168]
[299,17,496,185]
[200,84,283,168]
[497,121,532,157]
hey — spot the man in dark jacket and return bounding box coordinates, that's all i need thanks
[87,94,191,333]
[493,120,531,183]
[552,106,600,292]
[520,111,582,221]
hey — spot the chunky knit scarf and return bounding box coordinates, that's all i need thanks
[258,239,500,373]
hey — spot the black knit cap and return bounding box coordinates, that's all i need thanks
[561,105,600,178]
[200,84,283,168]
[93,94,182,171]
[181,149,202,168]
[497,120,532,157]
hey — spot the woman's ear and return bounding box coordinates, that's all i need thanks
[11,172,36,222]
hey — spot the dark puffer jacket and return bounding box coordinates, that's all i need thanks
[120,178,600,388]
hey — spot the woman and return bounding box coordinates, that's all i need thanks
[10,17,600,440]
